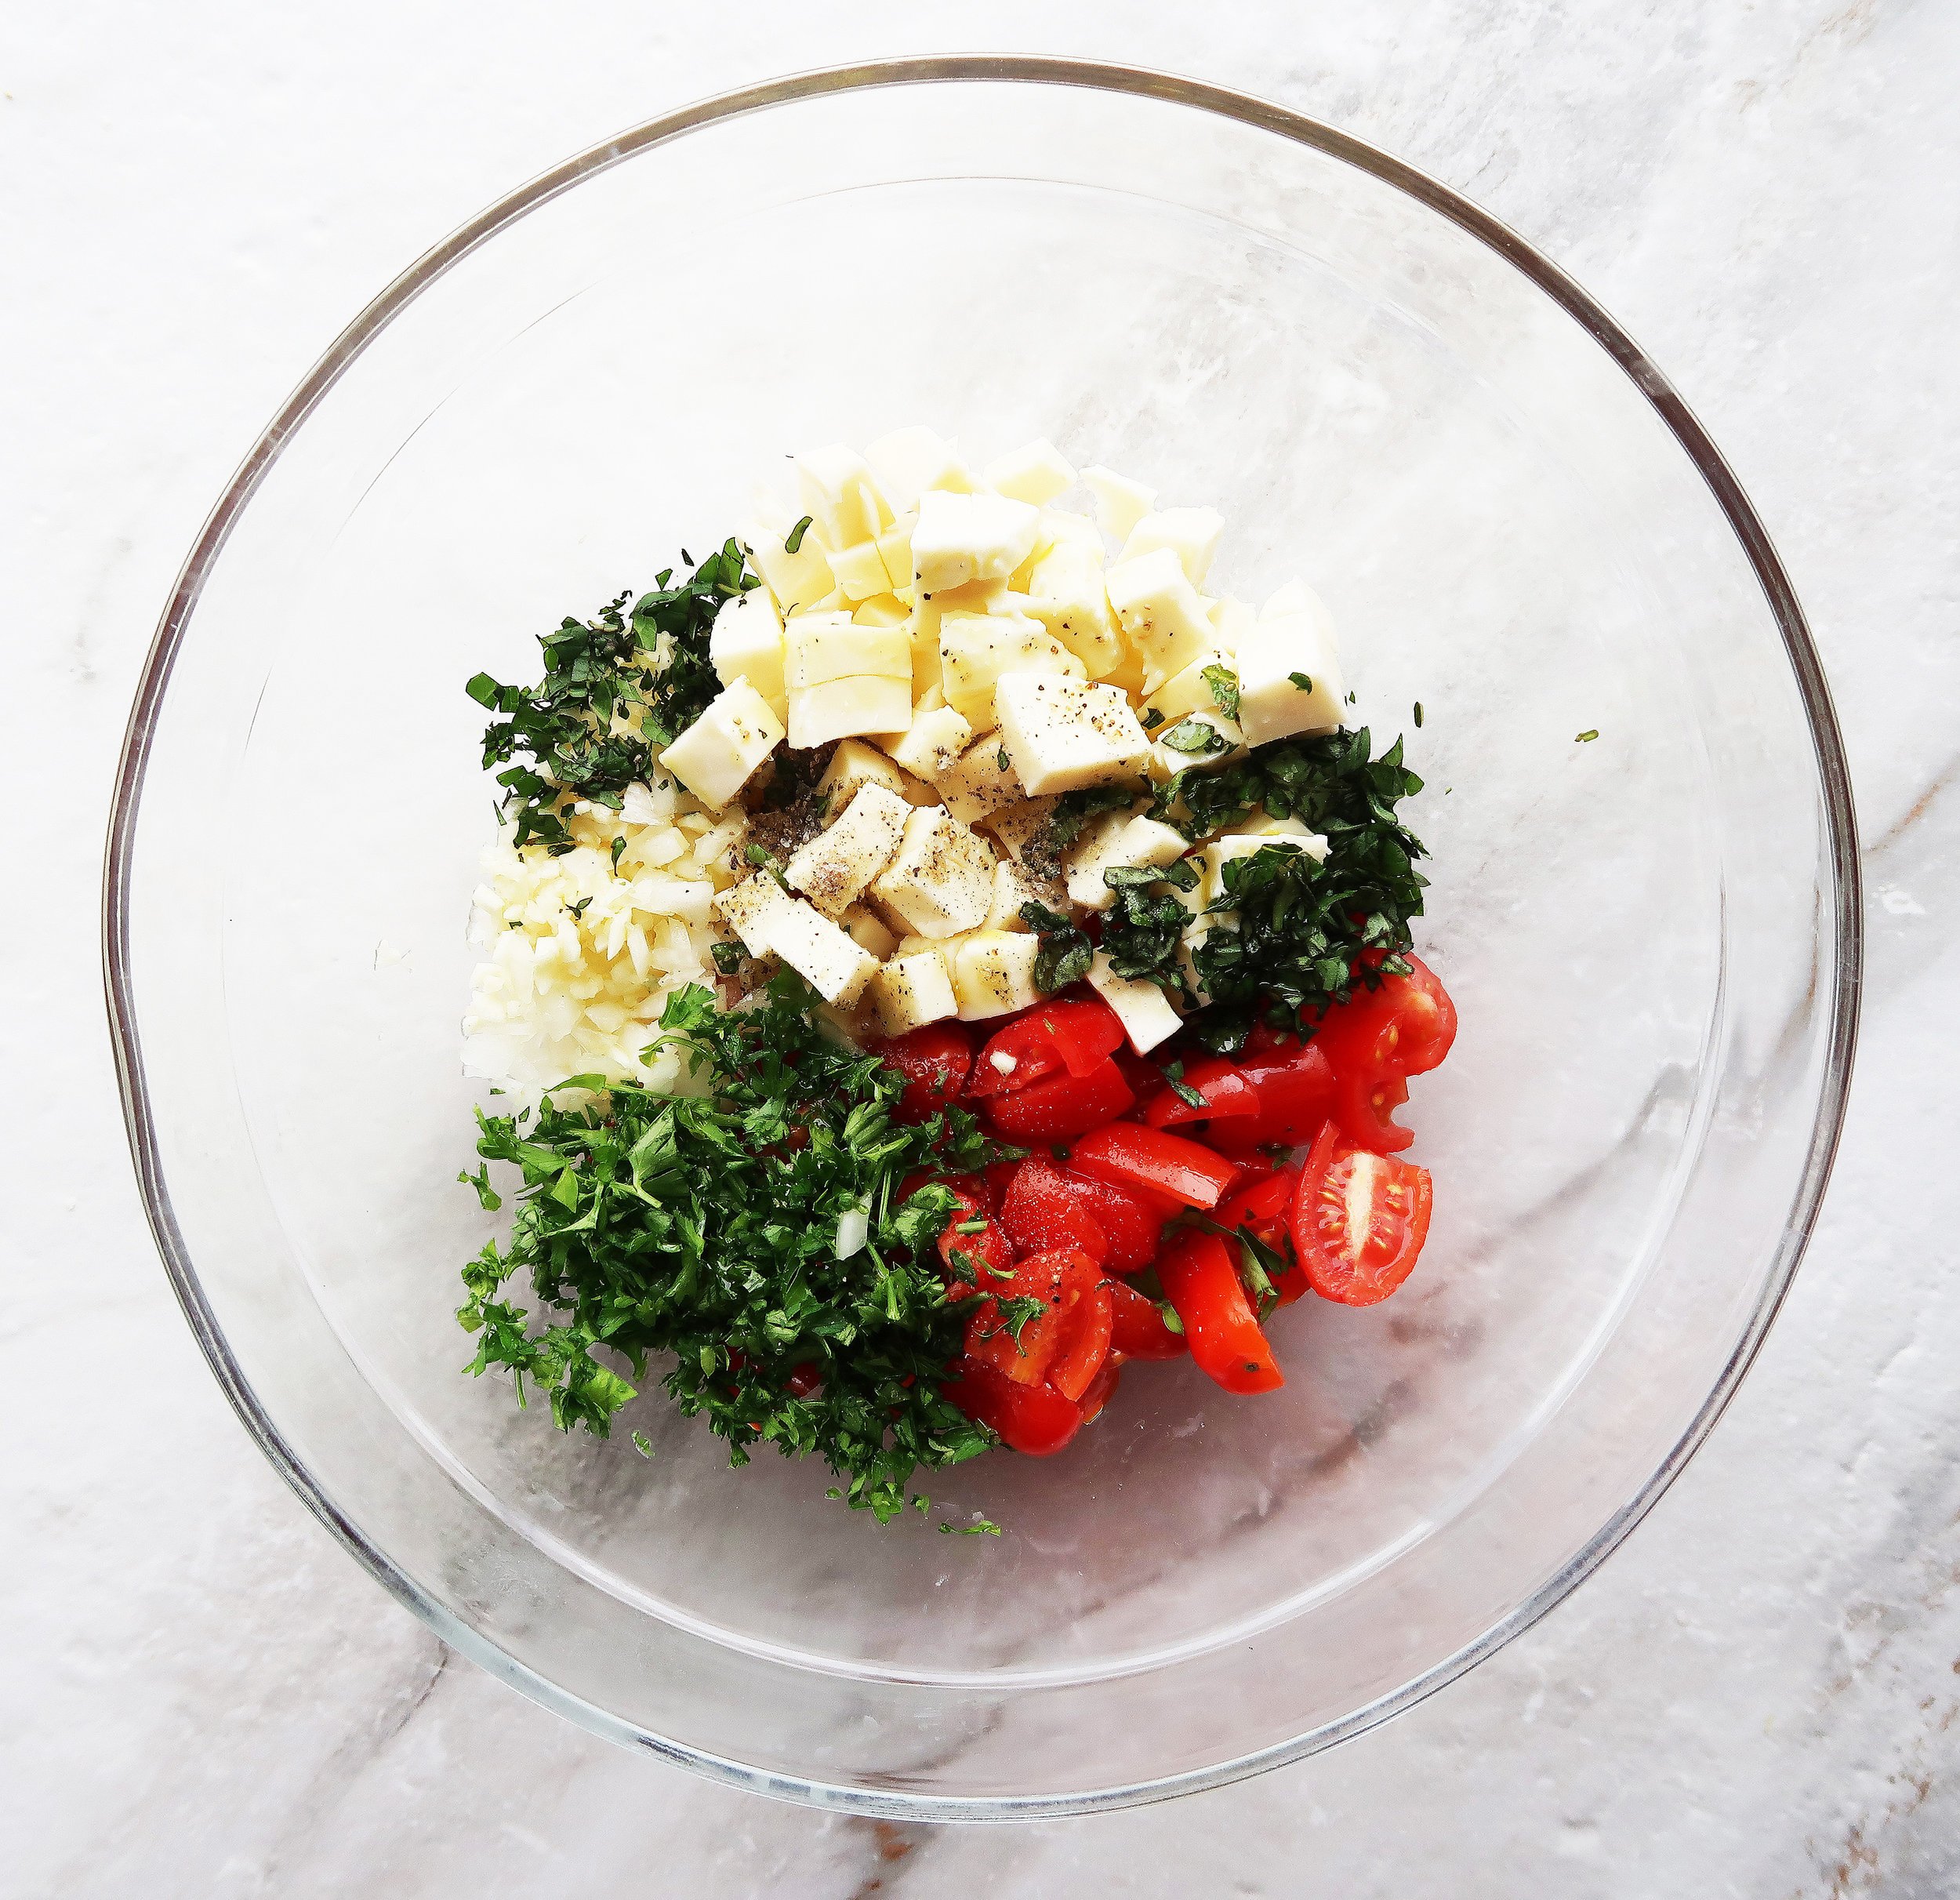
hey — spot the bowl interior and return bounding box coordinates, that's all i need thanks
[114,70,1848,1811]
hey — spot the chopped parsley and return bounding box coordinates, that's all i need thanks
[456,975,1006,1522]
[1160,715,1229,757]
[1576,728,1599,743]
[465,540,755,853]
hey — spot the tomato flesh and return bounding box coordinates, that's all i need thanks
[1069,1122,1240,1210]
[1289,1122,1433,1306]
[1106,1277,1188,1360]
[1156,1229,1284,1395]
[998,1158,1109,1267]
[881,1023,974,1124]
[1214,1168,1309,1304]
[930,1177,1014,1300]
[1142,1055,1263,1128]
[964,1248,1110,1400]
[981,1059,1135,1143]
[1062,1170,1169,1273]
[967,997,1127,1095]
[943,1357,1083,1455]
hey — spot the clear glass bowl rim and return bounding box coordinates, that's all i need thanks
[100,55,1864,1819]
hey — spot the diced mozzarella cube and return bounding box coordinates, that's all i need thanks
[1144,650,1236,725]
[1082,466,1158,542]
[865,427,975,514]
[743,522,834,613]
[882,702,975,783]
[868,950,960,1037]
[1062,812,1191,910]
[784,783,912,916]
[1023,543,1125,678]
[787,674,915,751]
[851,592,910,627]
[785,615,911,688]
[1209,594,1258,648]
[1105,548,1215,692]
[710,588,788,718]
[1199,825,1327,907]
[658,680,785,812]
[875,515,916,593]
[760,889,880,1004]
[938,734,1025,826]
[1116,507,1225,587]
[1087,951,1181,1052]
[713,873,787,952]
[985,438,1078,507]
[983,796,1060,865]
[984,855,1046,932]
[840,903,898,960]
[1261,578,1312,620]
[1233,590,1345,746]
[952,931,1044,1021]
[995,674,1152,796]
[872,804,998,938]
[911,490,1042,592]
[795,445,890,551]
[906,577,1005,697]
[818,738,911,813]
[827,540,895,603]
[938,611,1083,729]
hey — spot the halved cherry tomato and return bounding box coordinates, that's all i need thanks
[998,1159,1109,1266]
[786,1363,822,1398]
[880,1023,974,1124]
[1069,1122,1240,1211]
[966,997,1127,1096]
[1155,1229,1284,1394]
[1106,1277,1188,1359]
[980,1058,1135,1143]
[926,1175,1013,1300]
[1289,1122,1433,1306]
[943,1356,1083,1455]
[1076,1352,1125,1422]
[1062,1170,1169,1273]
[1142,1055,1262,1128]
[1334,1065,1414,1153]
[964,1248,1110,1400]
[1214,1168,1308,1304]
[1319,954,1457,1079]
[1203,1044,1337,1152]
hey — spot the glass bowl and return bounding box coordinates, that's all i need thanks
[103,59,1860,1818]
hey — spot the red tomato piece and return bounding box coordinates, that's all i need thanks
[998,1158,1110,1267]
[1214,1168,1309,1304]
[980,1058,1135,1143]
[1289,1122,1433,1306]
[964,1248,1109,1400]
[943,1357,1083,1456]
[1142,1055,1263,1128]
[1156,1229,1285,1395]
[1204,1044,1337,1153]
[880,1023,974,1124]
[1106,1277,1189,1360]
[1321,955,1458,1079]
[1069,1122,1240,1211]
[1062,1170,1168,1274]
[785,1363,822,1398]
[931,1178,1014,1300]
[1076,1352,1125,1423]
[967,997,1127,1096]
[1334,1065,1414,1153]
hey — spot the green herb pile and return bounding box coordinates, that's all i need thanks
[463,540,754,854]
[457,975,1011,1521]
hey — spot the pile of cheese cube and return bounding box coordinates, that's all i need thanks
[654,429,1347,1055]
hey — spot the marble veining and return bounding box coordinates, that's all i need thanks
[7,0,1958,1894]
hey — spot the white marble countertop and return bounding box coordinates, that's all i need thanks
[6,1,1956,1892]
